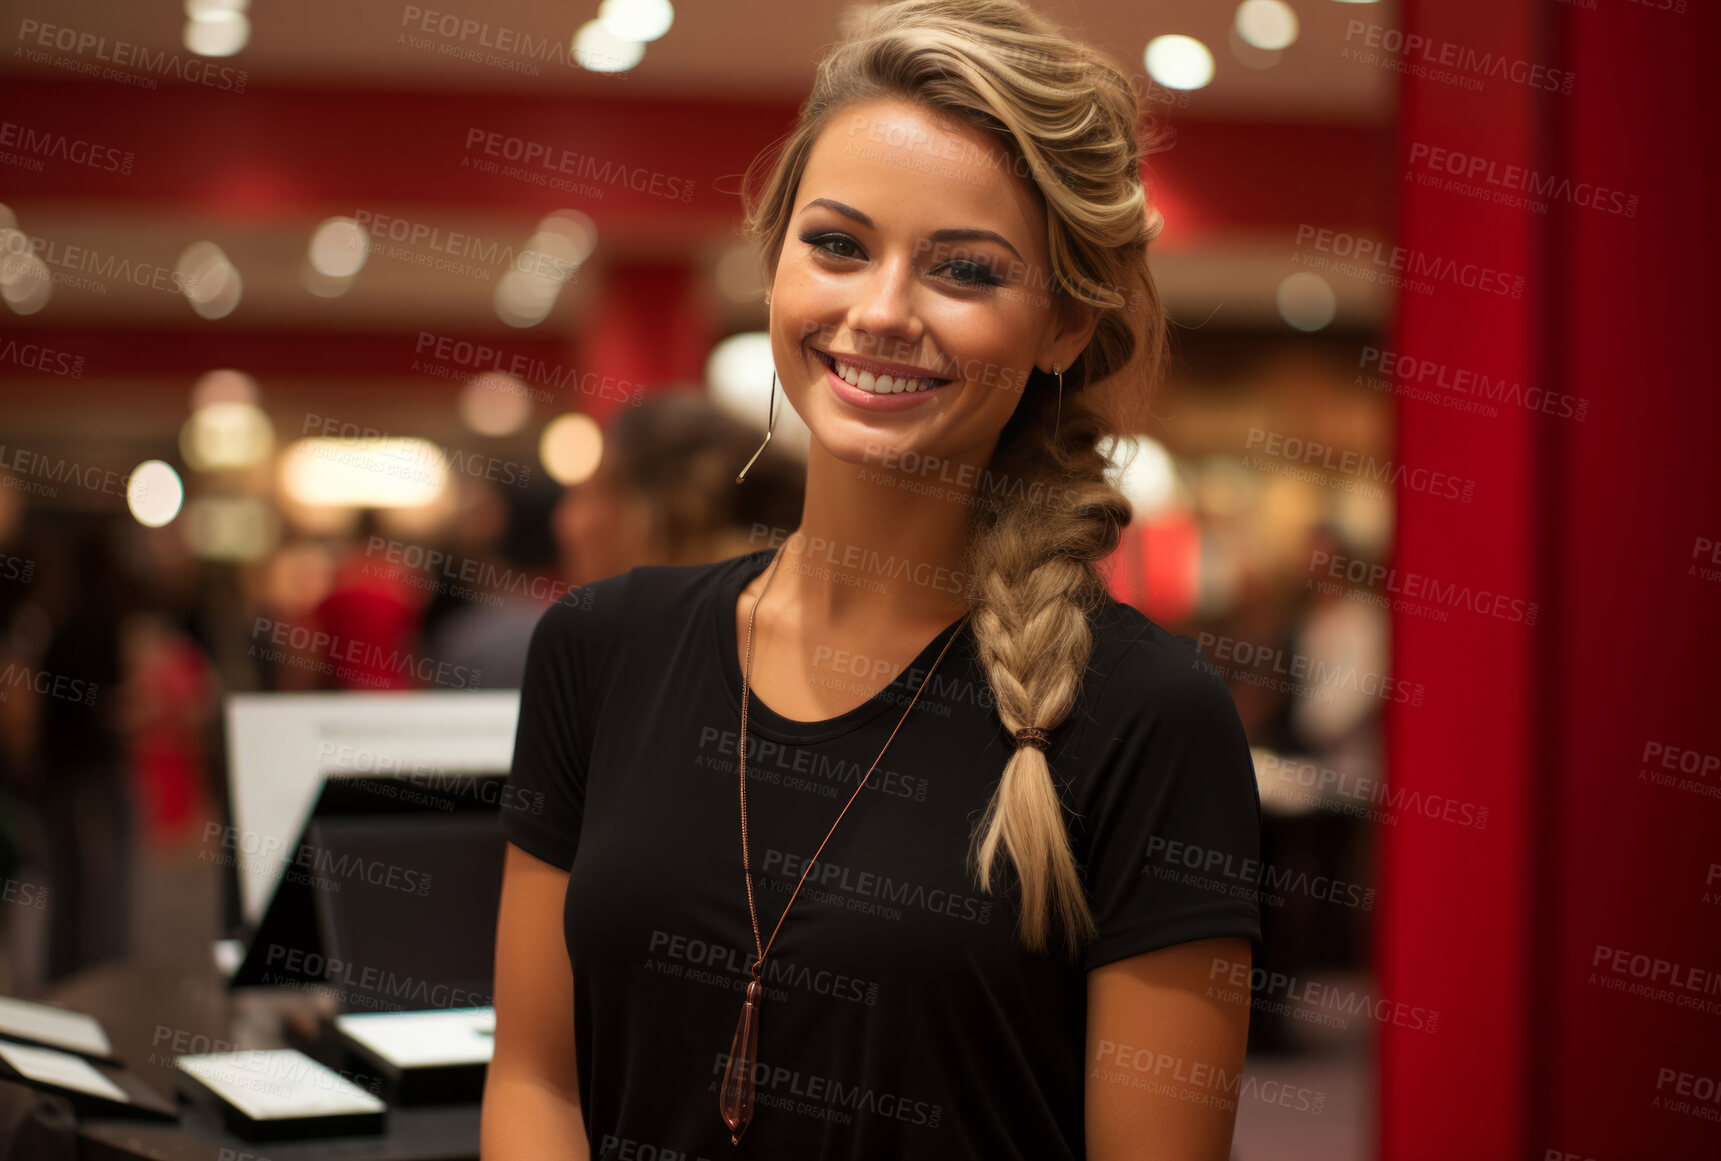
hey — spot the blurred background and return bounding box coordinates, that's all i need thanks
[0,1,1715,1158]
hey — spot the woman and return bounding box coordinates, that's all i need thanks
[482,2,1261,1157]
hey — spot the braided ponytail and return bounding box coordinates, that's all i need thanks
[962,387,1131,955]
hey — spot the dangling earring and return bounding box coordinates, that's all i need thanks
[1051,362,1063,442]
[735,370,779,484]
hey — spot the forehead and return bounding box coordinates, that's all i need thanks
[798,97,1046,255]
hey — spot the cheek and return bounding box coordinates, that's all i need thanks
[772,265,835,344]
[937,316,1034,398]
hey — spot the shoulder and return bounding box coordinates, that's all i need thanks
[626,548,770,613]
[1079,596,1235,732]
[1063,598,1260,867]
[528,550,764,647]
[528,567,629,643]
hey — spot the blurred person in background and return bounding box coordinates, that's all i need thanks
[553,387,805,589]
[118,609,216,856]
[0,513,135,984]
[0,479,39,990]
[420,473,566,692]
[119,524,220,858]
[285,509,421,691]
[433,389,804,690]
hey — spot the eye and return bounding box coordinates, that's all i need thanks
[803,232,863,260]
[940,259,1000,288]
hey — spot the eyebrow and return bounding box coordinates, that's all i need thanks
[801,198,1024,263]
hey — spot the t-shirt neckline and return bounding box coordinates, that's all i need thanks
[711,548,972,745]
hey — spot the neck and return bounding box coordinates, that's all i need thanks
[759,437,996,629]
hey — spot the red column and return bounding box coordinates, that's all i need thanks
[575,260,714,426]
[1382,3,1721,1159]
[1535,2,1721,1157]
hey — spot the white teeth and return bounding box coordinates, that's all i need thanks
[829,354,942,394]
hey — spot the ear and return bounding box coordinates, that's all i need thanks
[1037,296,1102,378]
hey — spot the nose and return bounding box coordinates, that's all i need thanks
[844,253,923,363]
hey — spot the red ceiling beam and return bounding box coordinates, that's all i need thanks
[0,78,1390,236]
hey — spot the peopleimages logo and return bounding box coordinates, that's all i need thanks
[0,121,133,174]
[1590,943,1721,1016]
[463,128,696,202]
[1309,550,1539,627]
[249,614,483,690]
[1196,631,1428,707]
[1293,224,1526,299]
[0,231,192,296]
[1341,20,1574,95]
[398,6,634,77]
[709,1053,944,1130]
[760,848,993,925]
[1406,142,1638,219]
[645,930,881,1006]
[0,337,83,378]
[412,332,644,407]
[1358,346,1590,422]
[1143,836,1377,911]
[362,535,585,607]
[15,18,249,92]
[350,209,579,283]
[1245,428,1478,503]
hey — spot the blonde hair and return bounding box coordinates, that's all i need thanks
[740,0,1169,957]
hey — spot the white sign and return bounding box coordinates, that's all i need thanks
[177,1049,387,1120]
[0,995,112,1058]
[0,1041,128,1103]
[336,1006,495,1068]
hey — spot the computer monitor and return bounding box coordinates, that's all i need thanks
[221,691,521,930]
[309,811,505,1014]
[229,771,511,1010]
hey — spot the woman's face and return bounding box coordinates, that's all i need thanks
[770,97,1083,470]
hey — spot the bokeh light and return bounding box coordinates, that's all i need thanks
[180,402,276,472]
[190,369,260,410]
[598,0,675,43]
[178,241,244,320]
[280,438,449,507]
[184,10,250,57]
[307,217,370,279]
[1100,434,1179,519]
[127,461,186,527]
[1276,271,1338,331]
[574,20,647,72]
[459,373,535,437]
[1235,1,1300,52]
[539,413,604,485]
[182,495,280,561]
[1144,35,1215,91]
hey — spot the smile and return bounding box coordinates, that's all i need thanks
[811,348,953,395]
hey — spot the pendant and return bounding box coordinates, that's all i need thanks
[719,978,762,1143]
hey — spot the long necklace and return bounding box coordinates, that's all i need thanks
[718,548,972,1144]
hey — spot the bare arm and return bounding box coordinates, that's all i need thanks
[1085,936,1252,1161]
[480,842,590,1161]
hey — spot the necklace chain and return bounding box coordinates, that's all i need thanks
[737,547,972,973]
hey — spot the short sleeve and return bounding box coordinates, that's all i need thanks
[498,574,627,871]
[1074,629,1263,971]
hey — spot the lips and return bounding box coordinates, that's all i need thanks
[811,348,955,394]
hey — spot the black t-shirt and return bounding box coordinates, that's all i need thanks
[501,548,1261,1160]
